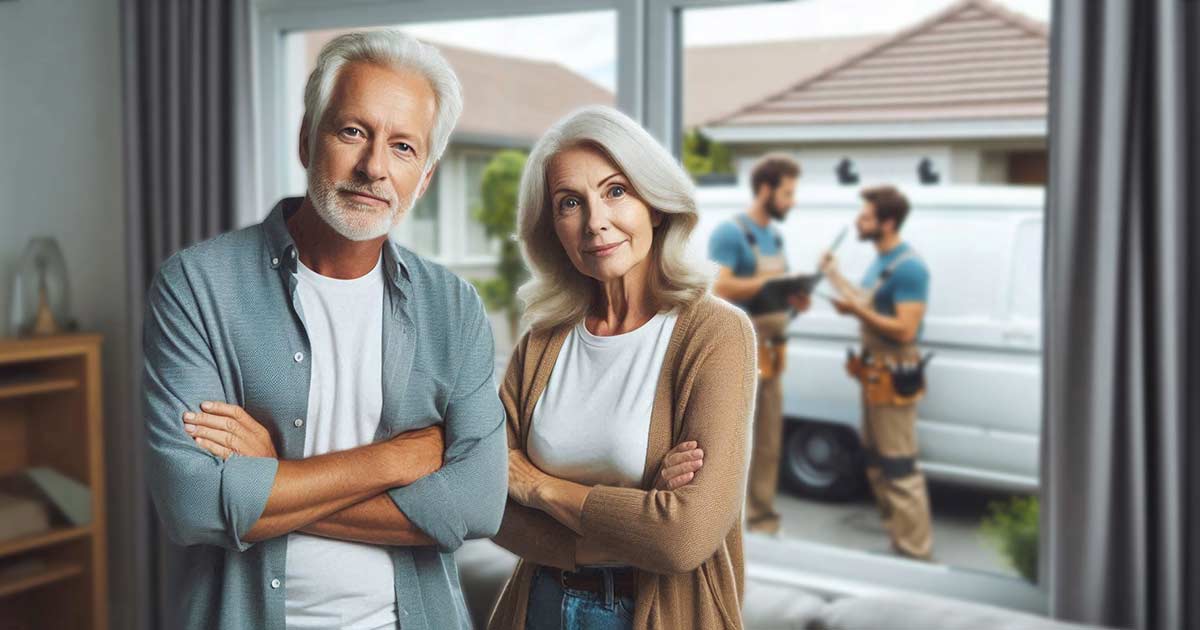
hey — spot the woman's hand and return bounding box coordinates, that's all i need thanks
[184,401,277,460]
[655,440,704,490]
[508,448,551,507]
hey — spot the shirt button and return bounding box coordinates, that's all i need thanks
[271,257,279,266]
[270,578,281,589]
[294,352,304,362]
[293,418,304,428]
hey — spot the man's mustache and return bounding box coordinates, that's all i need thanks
[336,182,396,205]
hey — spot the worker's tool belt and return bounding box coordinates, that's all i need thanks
[846,350,928,406]
[757,336,788,380]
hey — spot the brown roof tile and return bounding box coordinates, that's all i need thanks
[303,30,614,144]
[683,34,887,128]
[710,0,1049,129]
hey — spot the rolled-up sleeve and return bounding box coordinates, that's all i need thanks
[142,256,278,551]
[387,287,508,552]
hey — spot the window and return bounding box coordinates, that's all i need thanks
[408,171,440,258]
[464,151,500,259]
[680,0,1050,606]
[255,0,1055,615]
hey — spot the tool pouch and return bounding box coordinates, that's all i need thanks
[859,360,926,406]
[891,365,925,399]
[758,340,787,380]
[845,351,865,380]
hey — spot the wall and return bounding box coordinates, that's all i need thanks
[0,0,129,626]
[730,140,1046,188]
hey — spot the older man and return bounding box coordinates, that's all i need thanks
[142,31,507,629]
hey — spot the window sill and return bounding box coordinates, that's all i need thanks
[744,534,1046,615]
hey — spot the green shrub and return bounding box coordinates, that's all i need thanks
[980,495,1039,583]
[470,150,528,342]
[682,129,733,178]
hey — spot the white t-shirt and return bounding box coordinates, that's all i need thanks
[528,311,679,488]
[285,254,397,630]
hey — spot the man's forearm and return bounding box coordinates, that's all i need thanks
[300,494,435,546]
[826,267,864,301]
[856,309,911,343]
[244,441,409,542]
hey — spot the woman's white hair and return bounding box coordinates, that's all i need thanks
[517,105,713,331]
[303,30,462,168]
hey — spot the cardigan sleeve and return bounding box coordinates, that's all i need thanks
[576,310,756,574]
[490,332,579,571]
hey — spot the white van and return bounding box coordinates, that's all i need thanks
[690,185,1043,500]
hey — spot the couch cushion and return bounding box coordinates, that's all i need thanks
[742,580,827,629]
[815,593,1118,630]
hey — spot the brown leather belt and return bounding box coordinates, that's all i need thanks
[552,567,638,599]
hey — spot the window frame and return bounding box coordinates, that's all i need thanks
[252,0,1051,615]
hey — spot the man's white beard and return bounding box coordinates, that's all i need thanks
[307,168,415,241]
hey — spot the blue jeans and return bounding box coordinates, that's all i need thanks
[525,566,635,630]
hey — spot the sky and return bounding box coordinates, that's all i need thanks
[399,0,1051,91]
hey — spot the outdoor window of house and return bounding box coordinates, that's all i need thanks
[283,11,616,349]
[681,0,1050,593]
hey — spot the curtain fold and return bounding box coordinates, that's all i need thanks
[1043,1,1199,628]
[117,1,255,627]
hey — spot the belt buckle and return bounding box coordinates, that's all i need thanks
[559,569,573,590]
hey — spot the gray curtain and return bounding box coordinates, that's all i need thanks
[117,1,255,628]
[1043,1,1199,629]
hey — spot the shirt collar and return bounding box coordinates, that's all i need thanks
[262,196,411,292]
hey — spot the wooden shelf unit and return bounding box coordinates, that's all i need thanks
[0,334,107,630]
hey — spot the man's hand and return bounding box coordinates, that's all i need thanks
[185,401,277,459]
[507,449,550,507]
[788,292,812,314]
[385,424,445,486]
[819,251,839,276]
[655,441,704,490]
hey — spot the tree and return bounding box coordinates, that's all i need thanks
[471,150,528,343]
[682,128,734,179]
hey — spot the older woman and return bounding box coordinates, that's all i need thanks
[488,106,756,630]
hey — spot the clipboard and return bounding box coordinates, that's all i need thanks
[745,226,848,316]
[746,273,821,315]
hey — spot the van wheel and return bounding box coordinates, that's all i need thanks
[781,421,863,501]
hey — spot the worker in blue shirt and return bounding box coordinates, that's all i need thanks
[821,184,934,561]
[709,154,811,535]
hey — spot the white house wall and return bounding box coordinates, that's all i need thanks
[732,143,954,188]
[729,141,1041,188]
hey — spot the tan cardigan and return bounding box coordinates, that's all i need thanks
[488,294,757,630]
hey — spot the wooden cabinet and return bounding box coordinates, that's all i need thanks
[0,335,107,630]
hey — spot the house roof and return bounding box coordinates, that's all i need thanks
[681,34,888,129]
[303,31,614,145]
[684,34,887,128]
[706,0,1049,133]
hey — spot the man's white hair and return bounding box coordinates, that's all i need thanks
[302,30,463,167]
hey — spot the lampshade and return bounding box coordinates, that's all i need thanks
[8,237,74,337]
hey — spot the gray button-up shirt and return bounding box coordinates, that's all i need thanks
[142,197,508,629]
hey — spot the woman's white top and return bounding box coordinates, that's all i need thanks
[528,310,679,488]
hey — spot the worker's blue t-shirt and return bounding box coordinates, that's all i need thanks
[707,217,786,278]
[861,242,930,337]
